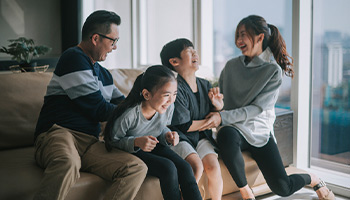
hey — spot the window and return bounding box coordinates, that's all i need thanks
[310,0,350,175]
[82,0,194,69]
[138,0,194,67]
[213,0,292,108]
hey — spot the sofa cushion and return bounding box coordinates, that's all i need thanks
[108,68,144,96]
[134,176,163,200]
[0,147,108,200]
[0,146,164,200]
[0,73,52,150]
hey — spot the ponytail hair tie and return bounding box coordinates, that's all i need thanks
[267,24,272,35]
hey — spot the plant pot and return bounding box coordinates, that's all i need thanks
[9,63,48,73]
[19,62,37,72]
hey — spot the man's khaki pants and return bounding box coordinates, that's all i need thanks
[33,124,147,200]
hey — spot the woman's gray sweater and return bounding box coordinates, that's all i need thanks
[219,48,283,147]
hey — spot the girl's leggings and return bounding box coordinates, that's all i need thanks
[217,126,311,197]
[134,143,202,200]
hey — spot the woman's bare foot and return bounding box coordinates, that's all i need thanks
[239,185,255,200]
[309,173,335,200]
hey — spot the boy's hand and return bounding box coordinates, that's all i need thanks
[134,136,159,152]
[199,112,222,131]
[208,87,224,111]
[166,131,179,146]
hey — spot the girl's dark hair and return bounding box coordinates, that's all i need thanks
[160,38,194,71]
[235,15,294,78]
[82,10,121,41]
[104,65,176,151]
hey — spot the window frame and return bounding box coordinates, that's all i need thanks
[291,0,350,196]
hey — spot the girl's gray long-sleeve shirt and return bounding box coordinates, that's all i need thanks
[219,47,282,147]
[110,103,174,153]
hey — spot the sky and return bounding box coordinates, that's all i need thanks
[318,0,350,35]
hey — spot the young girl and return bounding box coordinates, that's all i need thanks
[160,38,223,200]
[103,65,202,200]
[208,15,335,200]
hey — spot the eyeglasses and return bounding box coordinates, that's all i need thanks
[94,33,119,46]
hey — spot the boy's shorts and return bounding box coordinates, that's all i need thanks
[170,139,217,160]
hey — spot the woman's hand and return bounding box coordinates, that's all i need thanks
[199,112,222,131]
[208,87,224,111]
[166,131,179,146]
[134,136,159,152]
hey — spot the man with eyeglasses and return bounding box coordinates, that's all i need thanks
[33,10,147,200]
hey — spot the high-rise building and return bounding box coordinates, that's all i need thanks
[327,42,343,87]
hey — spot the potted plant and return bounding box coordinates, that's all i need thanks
[0,37,51,72]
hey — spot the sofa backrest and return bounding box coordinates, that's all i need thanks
[0,72,52,150]
[108,68,144,96]
[0,68,144,150]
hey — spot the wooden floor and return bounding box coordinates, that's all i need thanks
[256,187,349,200]
[221,187,349,200]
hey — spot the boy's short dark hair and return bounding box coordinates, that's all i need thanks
[82,10,121,41]
[160,38,194,71]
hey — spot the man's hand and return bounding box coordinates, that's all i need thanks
[134,136,159,152]
[199,112,222,131]
[166,131,179,146]
[208,87,224,111]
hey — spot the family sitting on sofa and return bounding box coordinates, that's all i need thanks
[32,10,334,200]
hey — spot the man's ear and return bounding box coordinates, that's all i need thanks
[91,34,99,46]
[169,58,179,67]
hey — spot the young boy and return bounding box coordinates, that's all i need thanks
[160,38,224,200]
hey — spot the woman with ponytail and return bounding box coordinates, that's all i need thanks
[104,65,202,200]
[207,15,334,200]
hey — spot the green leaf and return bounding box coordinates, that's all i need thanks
[0,37,51,63]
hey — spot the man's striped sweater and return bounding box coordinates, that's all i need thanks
[35,46,125,139]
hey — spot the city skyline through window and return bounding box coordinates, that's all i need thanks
[310,0,350,174]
